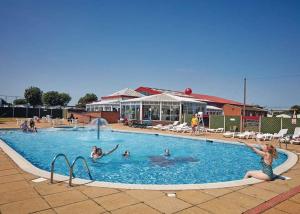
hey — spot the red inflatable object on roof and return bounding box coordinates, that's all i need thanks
[185,88,192,95]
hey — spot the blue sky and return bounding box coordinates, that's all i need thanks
[0,0,299,108]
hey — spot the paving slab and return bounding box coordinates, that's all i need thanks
[197,197,246,214]
[94,192,140,211]
[176,190,214,205]
[0,180,30,193]
[111,203,161,214]
[0,197,50,214]
[35,209,57,214]
[289,193,300,204]
[263,208,290,214]
[238,186,278,201]
[44,190,89,207]
[0,168,19,177]
[176,206,211,214]
[34,181,72,196]
[125,190,165,202]
[81,186,120,198]
[54,200,106,214]
[145,196,191,214]
[255,181,292,194]
[274,200,300,214]
[201,187,237,197]
[0,188,39,205]
[222,192,264,210]
[0,173,25,184]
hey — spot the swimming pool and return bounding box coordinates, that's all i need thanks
[0,128,294,188]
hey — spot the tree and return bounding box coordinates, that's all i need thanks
[43,91,61,106]
[291,105,300,114]
[59,93,71,106]
[24,86,43,106]
[43,91,72,106]
[13,98,27,105]
[77,93,98,108]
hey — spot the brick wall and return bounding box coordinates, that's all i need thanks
[67,111,120,124]
[223,104,241,116]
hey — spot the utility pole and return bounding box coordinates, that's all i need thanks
[243,78,247,131]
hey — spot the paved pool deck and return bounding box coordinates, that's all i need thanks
[0,122,300,214]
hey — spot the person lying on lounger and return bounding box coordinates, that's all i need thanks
[242,141,278,181]
[91,144,119,160]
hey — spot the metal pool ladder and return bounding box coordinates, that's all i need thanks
[50,154,92,186]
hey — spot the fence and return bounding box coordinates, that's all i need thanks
[0,107,63,118]
[209,115,241,131]
[210,115,300,134]
[261,117,300,134]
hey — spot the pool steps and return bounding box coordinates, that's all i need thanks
[50,153,92,186]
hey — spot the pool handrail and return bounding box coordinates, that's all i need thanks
[69,156,92,186]
[50,153,73,183]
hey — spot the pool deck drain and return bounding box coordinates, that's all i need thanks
[0,122,300,213]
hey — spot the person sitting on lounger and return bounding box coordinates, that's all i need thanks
[242,141,278,181]
[91,144,119,160]
[122,150,130,157]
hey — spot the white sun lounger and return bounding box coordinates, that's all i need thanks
[273,129,288,139]
[161,121,179,131]
[223,131,234,138]
[170,123,187,132]
[292,127,300,139]
[256,133,273,141]
[207,128,224,133]
[152,124,163,130]
[237,131,256,139]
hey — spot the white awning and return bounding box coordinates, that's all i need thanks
[108,88,143,97]
[120,93,206,104]
[87,99,120,106]
[206,105,222,110]
[276,114,291,118]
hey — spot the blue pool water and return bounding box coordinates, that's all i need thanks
[0,129,287,184]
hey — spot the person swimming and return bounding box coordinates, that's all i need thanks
[29,119,37,132]
[91,144,119,161]
[242,141,278,181]
[122,150,130,157]
[90,146,99,159]
[164,149,170,156]
[20,120,29,132]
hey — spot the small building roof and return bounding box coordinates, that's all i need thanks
[86,99,120,106]
[102,88,143,100]
[206,105,223,110]
[121,93,206,104]
[135,86,242,106]
[276,114,291,118]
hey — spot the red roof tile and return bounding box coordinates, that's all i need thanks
[135,86,242,106]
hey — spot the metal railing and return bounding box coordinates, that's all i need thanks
[50,153,73,184]
[50,154,92,186]
[69,156,92,186]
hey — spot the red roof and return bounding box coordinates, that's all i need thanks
[135,86,242,106]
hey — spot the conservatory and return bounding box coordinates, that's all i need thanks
[120,93,207,122]
[86,99,120,112]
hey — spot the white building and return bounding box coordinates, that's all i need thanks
[120,93,207,122]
